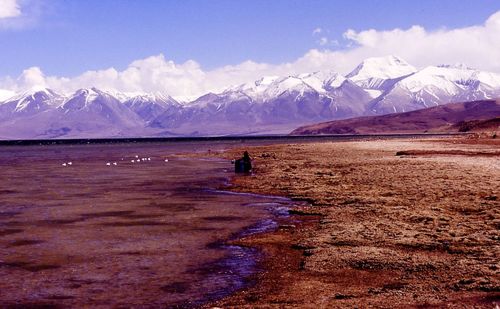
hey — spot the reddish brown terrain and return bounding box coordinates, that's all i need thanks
[451,117,500,133]
[1,137,498,308]
[208,136,500,308]
[291,100,500,135]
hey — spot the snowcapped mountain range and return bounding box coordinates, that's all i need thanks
[1,55,499,139]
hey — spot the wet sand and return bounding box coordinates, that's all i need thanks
[209,137,499,308]
[0,142,297,308]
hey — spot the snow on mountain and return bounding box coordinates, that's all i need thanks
[473,70,500,89]
[215,71,346,102]
[262,76,316,99]
[149,71,371,135]
[0,89,15,101]
[60,88,144,128]
[223,76,280,101]
[0,87,148,139]
[322,72,348,90]
[149,60,500,135]
[323,79,374,117]
[0,55,499,139]
[124,92,181,122]
[347,55,417,91]
[0,87,64,121]
[369,65,500,114]
[151,89,257,135]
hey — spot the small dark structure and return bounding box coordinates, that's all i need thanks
[235,151,252,173]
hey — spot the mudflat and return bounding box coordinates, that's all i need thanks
[210,137,500,308]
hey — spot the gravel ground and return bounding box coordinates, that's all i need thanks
[209,137,500,308]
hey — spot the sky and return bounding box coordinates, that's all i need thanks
[1,0,500,100]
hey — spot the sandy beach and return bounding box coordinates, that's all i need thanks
[209,136,500,308]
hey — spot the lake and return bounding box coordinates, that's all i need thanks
[0,141,295,308]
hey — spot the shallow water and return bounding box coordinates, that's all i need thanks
[0,142,294,307]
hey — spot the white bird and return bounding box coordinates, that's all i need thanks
[67,162,72,165]
[106,162,111,166]
[62,163,67,166]
[135,155,139,158]
[113,162,117,166]
[147,157,151,161]
[131,160,135,163]
[164,159,169,162]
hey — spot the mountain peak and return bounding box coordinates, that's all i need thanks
[72,87,121,101]
[125,92,179,110]
[3,87,62,106]
[74,87,98,96]
[255,76,280,87]
[0,87,63,114]
[298,70,345,91]
[437,63,476,71]
[26,85,53,93]
[347,55,417,81]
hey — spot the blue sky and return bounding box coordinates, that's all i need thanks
[1,0,499,77]
[1,0,499,99]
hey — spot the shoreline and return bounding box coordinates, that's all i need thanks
[0,133,467,146]
[207,136,499,308]
[190,185,310,308]
[0,137,497,307]
[0,143,305,308]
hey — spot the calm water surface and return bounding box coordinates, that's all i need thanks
[0,141,295,308]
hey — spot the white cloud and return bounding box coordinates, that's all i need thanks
[312,27,322,35]
[0,0,45,30]
[318,37,328,46]
[2,10,500,100]
[0,0,21,19]
[19,67,47,88]
[341,11,500,72]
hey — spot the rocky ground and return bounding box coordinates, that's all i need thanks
[208,136,500,308]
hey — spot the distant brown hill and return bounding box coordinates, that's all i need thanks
[291,100,500,135]
[450,117,500,133]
